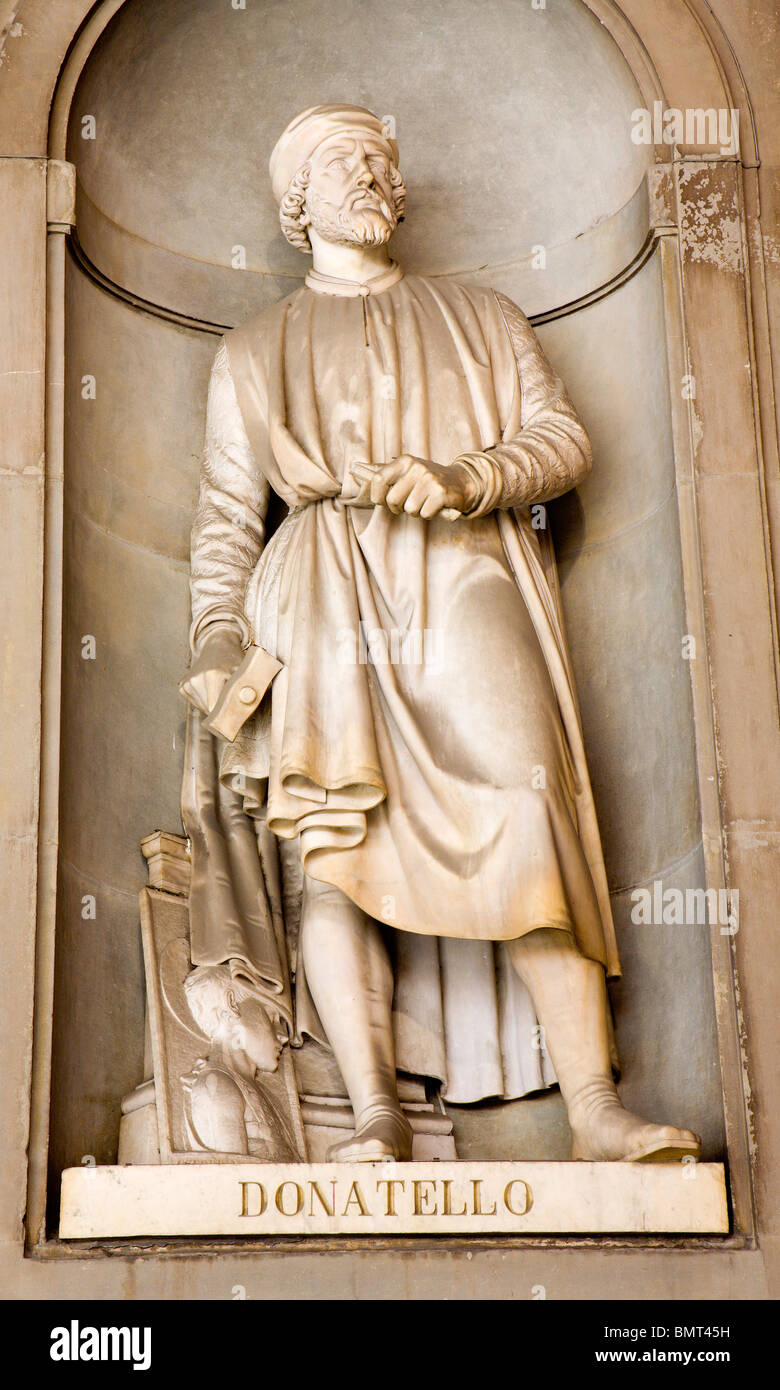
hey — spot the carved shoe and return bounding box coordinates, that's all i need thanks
[327,1107,413,1163]
[569,1084,701,1162]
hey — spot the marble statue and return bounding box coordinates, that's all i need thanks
[179,104,701,1165]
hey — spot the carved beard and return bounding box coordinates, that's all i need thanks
[305,185,397,247]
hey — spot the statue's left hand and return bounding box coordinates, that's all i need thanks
[179,624,245,716]
[350,456,479,519]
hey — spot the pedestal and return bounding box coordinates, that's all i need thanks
[60,1161,729,1238]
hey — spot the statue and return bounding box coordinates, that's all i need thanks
[178,104,701,1166]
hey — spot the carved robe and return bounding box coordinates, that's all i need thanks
[184,269,618,1102]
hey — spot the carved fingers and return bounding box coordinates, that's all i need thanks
[349,456,477,518]
[179,624,244,715]
[184,669,229,717]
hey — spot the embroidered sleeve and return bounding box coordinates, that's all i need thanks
[189,340,270,653]
[454,291,592,516]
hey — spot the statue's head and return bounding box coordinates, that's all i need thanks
[183,965,285,1073]
[270,104,406,254]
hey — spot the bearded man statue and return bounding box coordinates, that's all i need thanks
[179,104,700,1165]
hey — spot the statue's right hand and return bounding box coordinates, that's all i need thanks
[179,625,245,716]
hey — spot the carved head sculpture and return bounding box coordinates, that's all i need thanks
[183,965,286,1074]
[270,103,406,252]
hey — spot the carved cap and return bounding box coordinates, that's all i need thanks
[269,104,399,204]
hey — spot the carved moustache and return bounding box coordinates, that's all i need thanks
[344,188,394,221]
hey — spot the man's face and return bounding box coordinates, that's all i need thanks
[234,998,285,1073]
[304,133,398,246]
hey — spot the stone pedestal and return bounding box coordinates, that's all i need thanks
[60,1160,729,1238]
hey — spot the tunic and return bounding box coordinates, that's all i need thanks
[185,269,619,1101]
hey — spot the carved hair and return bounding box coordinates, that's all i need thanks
[278,160,407,252]
[183,964,261,1040]
[279,162,313,251]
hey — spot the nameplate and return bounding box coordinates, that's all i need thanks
[59,1161,728,1238]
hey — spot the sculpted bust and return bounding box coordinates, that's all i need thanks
[179,104,700,1165]
[182,965,297,1161]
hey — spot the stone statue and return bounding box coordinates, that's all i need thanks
[179,104,701,1165]
[181,965,298,1160]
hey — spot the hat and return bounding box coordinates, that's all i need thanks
[269,104,399,204]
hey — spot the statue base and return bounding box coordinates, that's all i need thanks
[59,1161,728,1238]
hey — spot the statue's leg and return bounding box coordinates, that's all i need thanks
[300,874,413,1162]
[507,928,701,1162]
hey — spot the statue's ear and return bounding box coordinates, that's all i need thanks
[225,989,241,1018]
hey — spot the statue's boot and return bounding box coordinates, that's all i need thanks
[326,1105,413,1164]
[300,875,413,1163]
[508,928,701,1162]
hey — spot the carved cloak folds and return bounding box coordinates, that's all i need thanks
[182,272,618,1103]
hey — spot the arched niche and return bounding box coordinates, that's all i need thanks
[47,0,729,1214]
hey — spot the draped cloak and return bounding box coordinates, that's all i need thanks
[182,270,619,1104]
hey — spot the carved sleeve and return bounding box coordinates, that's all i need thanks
[454,291,593,516]
[189,340,270,653]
